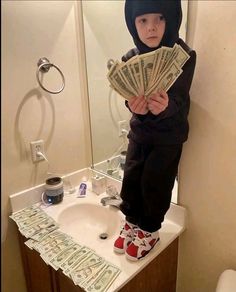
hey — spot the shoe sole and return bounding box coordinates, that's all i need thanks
[113,246,125,254]
[125,238,160,261]
[113,238,133,254]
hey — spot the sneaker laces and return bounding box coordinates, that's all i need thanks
[119,223,133,238]
[132,228,155,247]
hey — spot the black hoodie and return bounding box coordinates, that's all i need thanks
[123,0,196,145]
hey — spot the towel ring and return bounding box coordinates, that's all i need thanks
[36,57,65,94]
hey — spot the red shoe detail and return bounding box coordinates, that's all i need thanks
[125,228,160,261]
[114,222,135,254]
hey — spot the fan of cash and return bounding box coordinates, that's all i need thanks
[107,43,190,100]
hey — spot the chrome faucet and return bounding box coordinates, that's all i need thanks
[100,196,122,208]
[100,185,122,208]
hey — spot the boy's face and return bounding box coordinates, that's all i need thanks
[135,13,166,48]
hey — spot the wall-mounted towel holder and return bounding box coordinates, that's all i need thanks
[36,57,65,94]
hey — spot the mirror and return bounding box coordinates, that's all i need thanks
[82,0,188,204]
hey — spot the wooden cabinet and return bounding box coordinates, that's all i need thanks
[18,232,178,292]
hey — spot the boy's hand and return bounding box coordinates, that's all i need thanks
[128,95,148,115]
[147,89,169,115]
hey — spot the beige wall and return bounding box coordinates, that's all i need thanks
[2,2,91,291]
[177,1,236,292]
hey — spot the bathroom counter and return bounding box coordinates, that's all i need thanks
[44,189,185,291]
[10,169,187,292]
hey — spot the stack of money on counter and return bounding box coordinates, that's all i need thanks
[107,43,190,100]
[10,204,59,240]
[10,205,121,292]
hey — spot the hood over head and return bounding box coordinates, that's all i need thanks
[125,0,182,54]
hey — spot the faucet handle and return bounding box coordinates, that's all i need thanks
[106,185,119,198]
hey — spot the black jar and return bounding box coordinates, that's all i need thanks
[44,176,64,204]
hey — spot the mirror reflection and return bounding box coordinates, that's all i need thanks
[82,1,189,204]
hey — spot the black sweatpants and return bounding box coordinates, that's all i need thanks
[119,139,182,232]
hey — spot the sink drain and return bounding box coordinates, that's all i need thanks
[99,233,108,240]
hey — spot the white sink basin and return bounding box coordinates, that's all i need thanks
[57,202,124,250]
[216,269,236,292]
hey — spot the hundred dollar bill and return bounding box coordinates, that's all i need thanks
[61,246,93,276]
[161,46,173,68]
[30,221,59,241]
[146,48,162,92]
[17,213,50,232]
[85,262,121,292]
[10,205,43,225]
[173,44,190,68]
[161,44,189,74]
[40,237,75,264]
[119,54,143,96]
[117,70,137,96]
[110,81,133,100]
[157,60,183,92]
[24,238,38,250]
[108,62,134,99]
[119,63,139,96]
[49,243,82,270]
[70,253,104,285]
[109,82,131,100]
[150,47,172,88]
[80,262,107,289]
[36,231,71,254]
[76,262,106,288]
[127,63,139,92]
[146,60,183,96]
[107,61,119,80]
[152,48,180,87]
[110,72,135,99]
[139,50,156,92]
[125,55,140,92]
[38,233,73,254]
[132,57,144,95]
[124,56,139,89]
[20,217,58,238]
[107,62,126,95]
[159,47,173,74]
[159,43,179,74]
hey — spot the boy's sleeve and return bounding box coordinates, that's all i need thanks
[121,48,139,62]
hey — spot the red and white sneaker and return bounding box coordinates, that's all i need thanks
[125,228,160,261]
[114,221,136,254]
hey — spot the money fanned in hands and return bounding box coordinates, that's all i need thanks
[107,43,190,100]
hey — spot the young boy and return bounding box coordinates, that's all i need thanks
[114,0,196,261]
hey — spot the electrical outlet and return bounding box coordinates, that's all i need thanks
[30,140,45,162]
[118,120,129,137]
